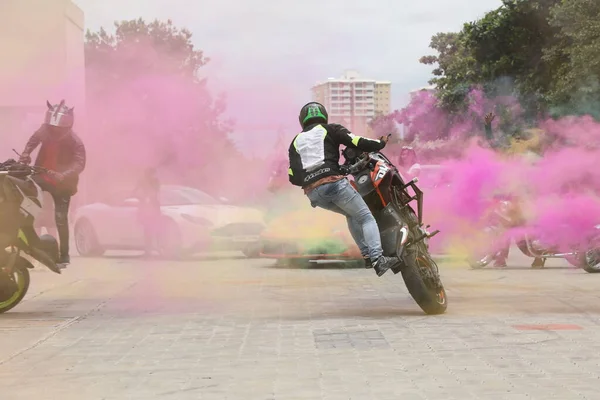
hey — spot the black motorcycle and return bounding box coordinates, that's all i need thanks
[468,196,600,273]
[0,159,61,313]
[341,147,447,315]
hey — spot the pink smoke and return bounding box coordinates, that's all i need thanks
[417,114,600,256]
[80,28,304,205]
[396,90,448,141]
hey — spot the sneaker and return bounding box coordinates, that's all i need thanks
[58,254,70,265]
[531,258,545,269]
[372,256,399,277]
[493,260,507,268]
[363,256,373,269]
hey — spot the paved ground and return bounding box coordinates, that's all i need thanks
[0,249,599,400]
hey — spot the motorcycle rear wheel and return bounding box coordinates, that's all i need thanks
[401,249,447,315]
[0,260,30,314]
[573,251,600,273]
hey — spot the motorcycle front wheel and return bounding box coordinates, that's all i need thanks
[0,259,30,314]
[467,254,495,269]
[467,226,502,269]
[401,248,448,315]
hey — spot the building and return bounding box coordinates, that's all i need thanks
[0,0,85,155]
[311,70,391,136]
[409,85,436,100]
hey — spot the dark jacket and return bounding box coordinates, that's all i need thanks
[22,125,86,196]
[288,123,386,188]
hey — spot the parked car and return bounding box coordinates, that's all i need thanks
[72,185,266,258]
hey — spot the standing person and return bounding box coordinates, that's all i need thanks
[288,102,400,276]
[134,167,161,257]
[397,146,421,179]
[19,100,86,266]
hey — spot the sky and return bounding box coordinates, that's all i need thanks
[72,0,502,153]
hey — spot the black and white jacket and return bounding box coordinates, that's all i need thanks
[288,123,386,188]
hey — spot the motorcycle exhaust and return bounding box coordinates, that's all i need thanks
[545,252,578,258]
[412,229,440,245]
[392,227,410,274]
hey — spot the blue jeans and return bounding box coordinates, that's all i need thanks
[307,178,383,260]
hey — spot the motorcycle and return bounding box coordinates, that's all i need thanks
[0,159,61,313]
[468,196,600,273]
[341,147,447,315]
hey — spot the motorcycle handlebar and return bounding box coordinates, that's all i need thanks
[0,161,51,176]
[341,153,370,175]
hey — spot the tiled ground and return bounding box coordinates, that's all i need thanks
[0,251,598,399]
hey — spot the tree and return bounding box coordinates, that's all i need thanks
[545,0,600,118]
[420,0,563,118]
[419,32,477,113]
[85,19,208,81]
[462,0,562,117]
[83,19,238,198]
[416,0,600,147]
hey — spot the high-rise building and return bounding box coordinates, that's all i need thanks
[0,0,85,136]
[311,70,391,136]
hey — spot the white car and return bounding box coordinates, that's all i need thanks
[72,185,266,258]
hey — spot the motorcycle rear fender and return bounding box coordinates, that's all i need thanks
[17,256,35,269]
[380,227,399,257]
[373,202,402,229]
[374,203,409,257]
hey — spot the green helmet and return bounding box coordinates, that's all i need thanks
[299,102,328,129]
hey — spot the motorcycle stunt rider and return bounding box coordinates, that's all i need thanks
[19,100,86,266]
[288,102,400,276]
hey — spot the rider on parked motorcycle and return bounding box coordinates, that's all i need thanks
[483,112,544,268]
[288,102,400,276]
[18,100,86,266]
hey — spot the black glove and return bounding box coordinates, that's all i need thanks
[19,154,31,165]
[379,134,391,144]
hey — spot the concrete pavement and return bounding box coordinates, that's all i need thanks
[0,250,599,399]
